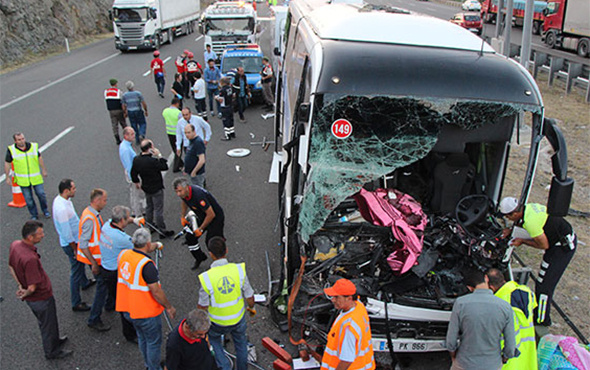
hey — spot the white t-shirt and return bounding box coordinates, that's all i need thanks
[192,79,206,99]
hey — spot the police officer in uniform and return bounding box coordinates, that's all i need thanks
[500,197,577,328]
[216,77,235,140]
[197,237,255,370]
[172,177,225,270]
[104,78,127,144]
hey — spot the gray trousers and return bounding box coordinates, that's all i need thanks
[191,173,206,188]
[109,109,127,140]
[262,82,274,106]
[145,189,166,231]
[26,296,60,358]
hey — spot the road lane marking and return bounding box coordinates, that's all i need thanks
[0,53,119,111]
[143,56,171,77]
[161,152,175,180]
[258,17,272,21]
[195,35,204,42]
[0,126,75,183]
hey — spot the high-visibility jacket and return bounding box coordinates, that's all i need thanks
[321,301,376,370]
[198,262,246,326]
[116,249,164,319]
[496,281,538,370]
[8,143,43,187]
[162,106,181,135]
[76,207,102,265]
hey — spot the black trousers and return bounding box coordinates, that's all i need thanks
[102,267,137,341]
[221,107,235,138]
[26,296,61,358]
[534,237,577,326]
[167,134,184,172]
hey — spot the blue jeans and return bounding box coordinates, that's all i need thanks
[207,88,220,114]
[154,75,166,95]
[61,246,90,307]
[124,312,162,370]
[88,270,111,325]
[236,95,248,120]
[209,316,248,370]
[21,183,48,218]
[128,110,147,143]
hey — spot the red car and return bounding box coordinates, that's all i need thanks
[450,12,483,35]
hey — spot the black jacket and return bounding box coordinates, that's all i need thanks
[130,153,168,194]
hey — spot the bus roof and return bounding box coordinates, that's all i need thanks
[296,0,496,52]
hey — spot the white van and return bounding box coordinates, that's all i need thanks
[270,0,573,357]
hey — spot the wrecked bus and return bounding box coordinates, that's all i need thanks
[270,0,573,357]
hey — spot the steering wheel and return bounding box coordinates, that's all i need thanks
[455,195,503,240]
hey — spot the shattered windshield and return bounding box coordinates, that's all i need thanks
[298,95,519,241]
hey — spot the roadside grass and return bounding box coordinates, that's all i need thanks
[503,73,590,341]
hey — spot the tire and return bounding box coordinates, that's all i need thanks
[155,33,161,50]
[168,29,174,44]
[577,38,589,58]
[532,21,541,35]
[545,30,557,49]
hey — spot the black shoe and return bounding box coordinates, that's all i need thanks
[191,260,202,270]
[159,230,175,239]
[126,337,139,344]
[46,349,73,360]
[72,302,91,312]
[81,279,96,291]
[105,305,115,312]
[115,137,122,145]
[88,322,111,332]
[59,336,68,347]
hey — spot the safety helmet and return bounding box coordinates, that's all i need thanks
[153,50,160,57]
[183,49,190,55]
[187,52,194,58]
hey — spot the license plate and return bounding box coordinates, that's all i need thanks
[129,46,137,50]
[372,338,446,353]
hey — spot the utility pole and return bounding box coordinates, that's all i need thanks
[502,0,514,56]
[520,0,535,68]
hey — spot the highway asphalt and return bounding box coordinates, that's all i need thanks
[4,0,564,368]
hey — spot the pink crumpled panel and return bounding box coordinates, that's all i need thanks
[353,188,427,275]
[559,336,590,370]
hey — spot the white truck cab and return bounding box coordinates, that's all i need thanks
[200,2,258,57]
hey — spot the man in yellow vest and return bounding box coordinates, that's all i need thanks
[77,188,111,332]
[321,279,376,370]
[198,237,255,370]
[487,268,537,370]
[162,97,183,172]
[117,228,176,370]
[4,132,50,219]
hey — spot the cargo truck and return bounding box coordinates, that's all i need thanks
[200,2,258,58]
[542,0,590,57]
[111,0,200,51]
[481,0,547,34]
[270,0,573,359]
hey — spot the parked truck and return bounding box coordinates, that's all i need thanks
[481,0,547,34]
[542,0,590,57]
[111,0,200,51]
[270,0,573,359]
[200,1,258,58]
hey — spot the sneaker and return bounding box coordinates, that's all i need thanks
[88,322,111,332]
[59,336,68,347]
[44,212,51,219]
[31,216,38,220]
[72,302,91,312]
[220,137,231,141]
[239,118,246,123]
[46,349,73,360]
[217,113,222,119]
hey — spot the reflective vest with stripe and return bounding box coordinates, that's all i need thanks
[198,262,246,326]
[496,281,538,370]
[8,143,43,187]
[116,249,164,319]
[162,107,181,135]
[321,301,376,370]
[76,207,102,265]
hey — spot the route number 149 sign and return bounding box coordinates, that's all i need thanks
[331,119,353,139]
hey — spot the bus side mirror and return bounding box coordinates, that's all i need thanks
[108,9,113,21]
[542,8,548,16]
[543,117,574,216]
[298,103,310,123]
[274,47,281,56]
[547,177,574,217]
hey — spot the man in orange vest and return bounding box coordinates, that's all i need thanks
[77,188,111,332]
[321,279,376,370]
[117,228,176,370]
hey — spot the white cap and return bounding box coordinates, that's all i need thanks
[499,197,519,214]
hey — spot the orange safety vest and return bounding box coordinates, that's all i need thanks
[76,207,102,265]
[321,301,376,370]
[116,249,164,319]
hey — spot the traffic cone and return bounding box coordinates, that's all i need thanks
[8,170,26,208]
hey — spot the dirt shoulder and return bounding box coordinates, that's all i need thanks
[503,74,589,341]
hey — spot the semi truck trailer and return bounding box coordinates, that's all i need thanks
[542,0,590,57]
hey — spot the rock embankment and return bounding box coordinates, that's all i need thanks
[0,0,112,68]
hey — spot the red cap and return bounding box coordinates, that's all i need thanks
[153,50,160,56]
[183,49,190,55]
[324,279,356,297]
[187,52,194,58]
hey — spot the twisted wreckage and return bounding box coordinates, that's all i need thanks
[270,0,574,356]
